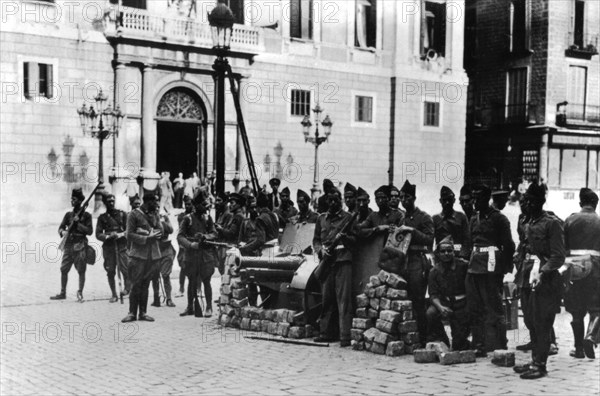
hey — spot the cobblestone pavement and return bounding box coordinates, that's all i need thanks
[1,223,599,395]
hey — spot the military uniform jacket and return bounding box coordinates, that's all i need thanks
[514,213,532,288]
[313,210,356,263]
[126,205,162,260]
[359,209,404,239]
[403,207,434,252]
[564,207,600,252]
[96,209,127,252]
[257,209,279,241]
[295,209,319,224]
[238,218,266,256]
[527,211,566,273]
[428,258,468,304]
[216,209,233,228]
[432,210,470,258]
[219,210,244,244]
[59,210,93,248]
[468,207,515,274]
[158,214,175,257]
[177,212,218,266]
[275,204,299,228]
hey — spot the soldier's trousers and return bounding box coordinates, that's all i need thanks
[152,246,175,300]
[564,270,600,348]
[466,273,507,351]
[426,299,470,350]
[185,261,213,310]
[319,261,352,342]
[521,288,557,345]
[402,252,430,344]
[60,244,87,294]
[529,271,563,367]
[102,246,130,295]
[128,257,160,316]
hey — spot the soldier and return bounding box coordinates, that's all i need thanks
[150,210,176,308]
[238,195,267,258]
[51,188,93,302]
[564,188,600,359]
[389,185,402,213]
[426,236,470,351]
[214,191,232,275]
[398,180,434,345]
[317,178,335,214]
[296,189,318,224]
[359,185,404,240]
[96,193,129,303]
[216,192,245,247]
[177,194,218,317]
[491,190,510,211]
[459,184,475,221]
[129,194,141,210]
[267,177,281,211]
[313,188,357,347]
[432,186,470,259]
[122,192,163,323]
[256,192,279,241]
[466,184,515,356]
[344,182,357,213]
[356,187,373,223]
[176,196,194,296]
[513,183,565,379]
[275,187,298,227]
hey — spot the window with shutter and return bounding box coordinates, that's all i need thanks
[355,0,377,48]
[290,0,312,40]
[421,0,446,57]
[22,61,55,100]
[506,68,528,123]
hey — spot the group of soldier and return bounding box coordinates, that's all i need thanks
[52,176,599,380]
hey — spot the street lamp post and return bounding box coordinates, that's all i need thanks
[301,104,333,199]
[208,3,234,194]
[77,89,124,211]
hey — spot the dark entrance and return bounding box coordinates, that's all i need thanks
[156,121,200,179]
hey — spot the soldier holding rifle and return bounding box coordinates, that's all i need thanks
[51,188,94,302]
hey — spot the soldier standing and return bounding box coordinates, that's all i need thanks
[51,188,93,302]
[513,184,565,379]
[122,192,163,323]
[151,211,176,308]
[459,185,475,221]
[389,185,402,213]
[177,194,218,317]
[313,188,356,347]
[267,178,281,211]
[356,187,373,223]
[238,195,267,257]
[359,185,404,240]
[432,186,470,259]
[214,191,232,275]
[317,179,335,214]
[296,189,318,224]
[491,190,510,211]
[256,193,279,242]
[96,193,129,302]
[275,187,298,227]
[343,182,357,213]
[466,184,515,356]
[176,195,194,296]
[398,180,434,345]
[564,188,600,359]
[216,192,245,247]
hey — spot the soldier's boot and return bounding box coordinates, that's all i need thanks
[151,278,161,307]
[570,321,585,358]
[51,273,69,299]
[78,273,85,302]
[163,275,175,307]
[108,276,118,303]
[584,314,600,359]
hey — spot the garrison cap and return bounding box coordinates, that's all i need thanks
[389,185,400,195]
[281,187,291,196]
[436,235,454,250]
[297,189,310,202]
[328,186,342,198]
[357,187,369,199]
[323,179,334,190]
[374,185,390,197]
[228,192,246,206]
[440,186,455,199]
[400,180,416,197]
[525,183,546,201]
[72,188,85,201]
[580,188,599,204]
[459,184,472,198]
[344,183,357,197]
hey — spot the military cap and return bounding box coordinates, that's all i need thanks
[400,180,416,197]
[524,183,546,201]
[357,187,369,199]
[281,187,291,196]
[269,178,281,188]
[472,183,491,196]
[459,184,472,198]
[72,188,85,201]
[328,186,342,198]
[101,193,115,203]
[256,192,270,208]
[440,186,455,199]
[228,192,246,206]
[436,235,454,250]
[323,179,334,190]
[143,191,158,202]
[129,194,140,204]
[297,189,310,202]
[374,185,390,197]
[389,185,400,194]
[492,190,509,198]
[580,188,599,204]
[344,182,357,197]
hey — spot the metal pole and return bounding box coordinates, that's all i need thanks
[214,57,227,194]
[312,143,319,192]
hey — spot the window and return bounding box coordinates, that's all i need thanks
[290,89,311,116]
[423,101,440,127]
[24,62,54,99]
[506,67,528,122]
[110,0,146,8]
[290,0,313,40]
[567,65,588,119]
[510,0,531,52]
[355,0,377,48]
[355,96,373,122]
[421,0,446,57]
[224,0,244,25]
[573,0,584,47]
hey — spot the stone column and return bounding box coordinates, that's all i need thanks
[141,64,156,171]
[114,62,128,167]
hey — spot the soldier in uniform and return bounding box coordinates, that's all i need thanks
[96,193,129,303]
[426,236,470,351]
[267,178,281,211]
[51,188,93,302]
[275,187,298,227]
[176,196,194,296]
[296,189,318,224]
[398,180,434,345]
[491,190,510,211]
[317,179,335,214]
[466,184,515,356]
[122,192,163,322]
[150,210,176,308]
[238,195,267,258]
[216,192,245,247]
[432,186,470,259]
[359,185,404,240]
[513,183,565,379]
[129,194,141,210]
[356,187,373,223]
[177,194,218,317]
[564,188,600,359]
[313,188,356,347]
[214,191,232,275]
[256,192,280,241]
[459,184,475,221]
[389,185,402,213]
[343,182,357,213]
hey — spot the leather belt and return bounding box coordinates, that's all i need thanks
[454,294,466,300]
[453,244,462,252]
[408,245,429,252]
[473,246,499,272]
[570,249,600,257]
[473,246,499,253]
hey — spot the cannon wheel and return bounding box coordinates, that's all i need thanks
[303,272,322,327]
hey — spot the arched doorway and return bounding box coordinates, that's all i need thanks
[155,87,207,182]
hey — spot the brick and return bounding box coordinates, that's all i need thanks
[362,327,379,343]
[369,298,380,311]
[240,307,251,318]
[230,316,241,328]
[278,322,290,337]
[364,339,373,351]
[426,341,450,355]
[249,307,262,319]
[391,300,412,312]
[375,285,388,298]
[414,349,438,363]
[240,318,251,330]
[491,350,515,367]
[398,320,418,333]
[292,311,305,326]
[378,270,391,283]
[403,332,420,345]
[219,295,230,305]
[379,298,392,310]
[234,308,242,317]
[268,321,279,335]
[386,341,406,356]
[230,298,248,308]
[355,308,368,318]
[260,320,271,333]
[375,319,397,335]
[351,328,364,341]
[365,287,376,298]
[364,282,374,293]
[367,309,379,320]
[221,274,231,284]
[386,288,408,300]
[304,325,313,338]
[352,318,373,330]
[371,342,386,355]
[222,305,236,317]
[402,310,413,321]
[250,319,261,332]
[263,310,275,321]
[404,344,418,354]
[230,277,244,289]
[218,314,229,326]
[232,288,248,299]
[439,351,462,365]
[288,326,305,339]
[373,328,397,345]
[386,273,407,289]
[379,310,401,323]
[221,284,232,295]
[356,294,369,308]
[459,350,476,363]
[370,275,382,287]
[273,309,287,322]
[352,340,365,351]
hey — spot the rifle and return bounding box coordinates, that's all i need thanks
[313,212,359,281]
[204,240,238,249]
[58,183,102,251]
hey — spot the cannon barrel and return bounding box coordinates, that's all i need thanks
[236,255,304,271]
